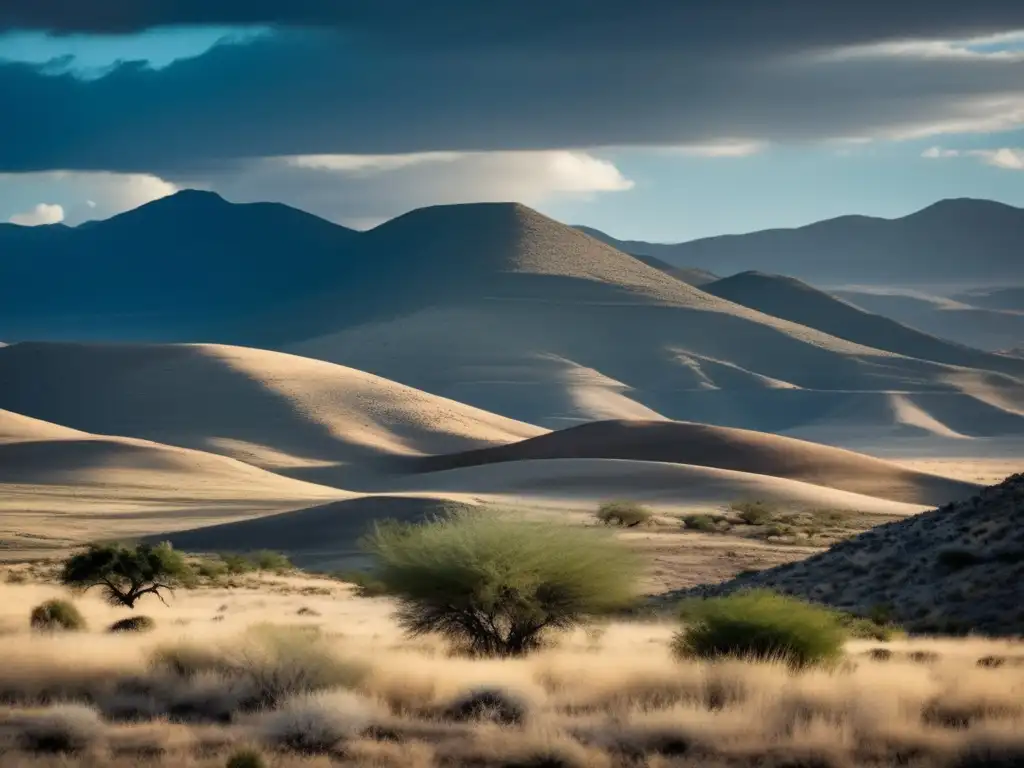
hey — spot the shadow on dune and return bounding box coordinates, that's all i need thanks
[150,495,478,571]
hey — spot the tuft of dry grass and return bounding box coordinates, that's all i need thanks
[255,691,383,753]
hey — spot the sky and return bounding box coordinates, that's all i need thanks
[0,2,1023,241]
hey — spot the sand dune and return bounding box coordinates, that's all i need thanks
[0,342,543,488]
[392,458,924,516]
[0,408,347,557]
[415,420,980,506]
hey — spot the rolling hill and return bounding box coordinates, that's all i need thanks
[830,288,1024,352]
[577,199,1023,286]
[680,473,1024,635]
[702,271,1024,377]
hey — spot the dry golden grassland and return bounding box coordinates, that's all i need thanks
[0,569,1021,768]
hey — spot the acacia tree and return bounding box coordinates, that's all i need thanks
[362,512,640,656]
[60,541,193,609]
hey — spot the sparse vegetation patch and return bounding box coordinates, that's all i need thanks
[595,500,653,527]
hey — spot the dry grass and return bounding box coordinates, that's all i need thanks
[0,577,1021,767]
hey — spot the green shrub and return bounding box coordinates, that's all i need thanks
[841,616,897,642]
[108,615,156,633]
[731,501,775,526]
[595,501,653,527]
[671,590,846,668]
[363,511,641,656]
[194,558,228,579]
[220,553,256,574]
[226,748,267,768]
[218,551,292,574]
[60,541,194,608]
[252,550,293,572]
[682,514,720,532]
[30,599,87,632]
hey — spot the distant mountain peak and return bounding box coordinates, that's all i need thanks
[917,197,1017,214]
[151,188,227,208]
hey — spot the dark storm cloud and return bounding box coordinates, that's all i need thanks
[1,2,1024,173]
[4,0,1024,48]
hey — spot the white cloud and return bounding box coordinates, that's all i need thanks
[286,152,464,174]
[976,147,1024,170]
[669,140,767,157]
[0,171,177,224]
[921,145,1024,170]
[201,150,634,226]
[922,146,961,158]
[813,29,1024,63]
[9,203,64,226]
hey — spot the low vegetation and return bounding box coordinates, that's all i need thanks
[676,500,886,546]
[672,590,846,668]
[731,500,776,525]
[594,500,653,527]
[225,749,267,768]
[29,599,87,632]
[0,560,1021,767]
[107,615,156,633]
[60,541,194,609]
[682,513,724,532]
[362,511,641,656]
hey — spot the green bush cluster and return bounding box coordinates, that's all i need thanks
[672,590,846,668]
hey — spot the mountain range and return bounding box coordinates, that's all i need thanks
[577,198,1023,286]
[1,191,1022,443]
